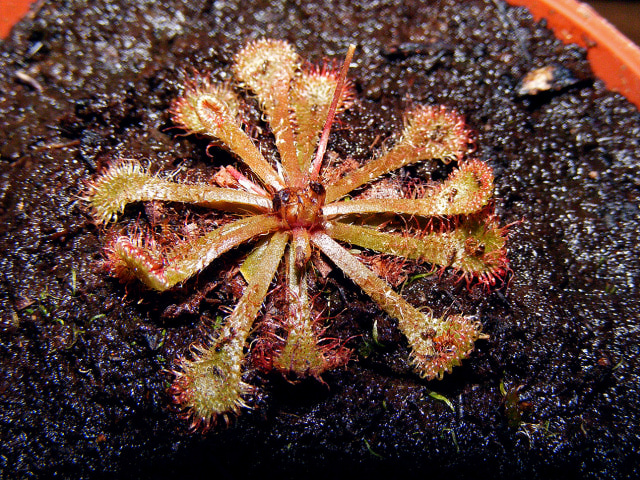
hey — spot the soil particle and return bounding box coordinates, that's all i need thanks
[1,0,639,479]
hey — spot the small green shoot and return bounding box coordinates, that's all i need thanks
[400,271,435,295]
[363,438,384,459]
[604,283,618,294]
[157,329,167,349]
[64,325,86,349]
[428,391,455,413]
[358,338,375,358]
[407,272,435,284]
[71,268,78,296]
[372,319,383,347]
[500,379,524,429]
[88,314,106,324]
[440,427,460,452]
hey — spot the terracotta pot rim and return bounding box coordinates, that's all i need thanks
[2,0,640,108]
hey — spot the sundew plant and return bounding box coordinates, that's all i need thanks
[86,39,508,429]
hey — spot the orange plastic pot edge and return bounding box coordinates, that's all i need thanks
[507,0,640,108]
[0,0,37,39]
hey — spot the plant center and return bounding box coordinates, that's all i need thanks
[272,181,326,229]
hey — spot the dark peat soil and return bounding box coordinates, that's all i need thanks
[0,0,639,479]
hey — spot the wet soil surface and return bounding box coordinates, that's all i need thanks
[1,0,639,478]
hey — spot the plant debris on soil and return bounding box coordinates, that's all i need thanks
[0,0,639,479]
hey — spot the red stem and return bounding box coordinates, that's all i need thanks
[310,44,356,181]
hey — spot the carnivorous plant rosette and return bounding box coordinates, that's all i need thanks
[86,39,509,429]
